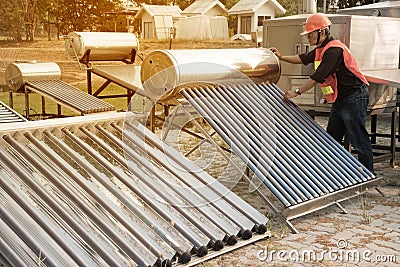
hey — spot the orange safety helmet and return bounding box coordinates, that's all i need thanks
[300,13,332,35]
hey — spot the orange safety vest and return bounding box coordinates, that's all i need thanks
[314,39,368,103]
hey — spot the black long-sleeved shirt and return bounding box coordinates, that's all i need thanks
[299,36,364,99]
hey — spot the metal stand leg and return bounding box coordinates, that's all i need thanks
[161,105,180,142]
[87,68,92,95]
[390,109,397,168]
[9,91,13,109]
[370,114,377,144]
[375,187,386,197]
[150,104,156,132]
[24,86,30,120]
[255,187,299,234]
[335,202,348,214]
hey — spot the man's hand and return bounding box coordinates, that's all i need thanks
[283,90,299,102]
[269,47,281,60]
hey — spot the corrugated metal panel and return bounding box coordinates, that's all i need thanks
[182,82,381,222]
[25,80,116,114]
[0,101,27,123]
[0,112,268,266]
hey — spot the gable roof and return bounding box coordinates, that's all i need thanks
[182,0,227,16]
[135,4,183,19]
[228,0,286,15]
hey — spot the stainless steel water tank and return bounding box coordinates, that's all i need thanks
[65,32,140,62]
[5,62,61,92]
[140,48,280,101]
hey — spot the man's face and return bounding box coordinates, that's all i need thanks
[306,30,319,46]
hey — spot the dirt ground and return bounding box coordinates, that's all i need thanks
[1,38,399,267]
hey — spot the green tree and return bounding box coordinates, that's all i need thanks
[56,0,120,34]
[278,0,298,16]
[0,0,29,41]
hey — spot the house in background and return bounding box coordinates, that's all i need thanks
[177,0,229,40]
[134,4,183,39]
[182,0,228,17]
[228,0,286,35]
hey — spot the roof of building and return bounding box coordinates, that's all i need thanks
[228,0,286,15]
[182,0,227,16]
[135,4,183,19]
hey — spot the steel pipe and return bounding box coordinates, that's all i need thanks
[219,84,340,191]
[0,144,122,266]
[0,225,31,267]
[24,131,177,264]
[259,83,372,181]
[183,89,296,206]
[115,124,247,240]
[44,129,208,258]
[0,168,89,266]
[268,83,373,179]
[3,134,156,267]
[61,128,215,256]
[212,86,331,195]
[125,120,271,227]
[199,87,316,200]
[0,202,58,267]
[239,83,357,186]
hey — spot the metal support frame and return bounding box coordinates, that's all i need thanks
[68,41,139,111]
[86,68,136,111]
[369,107,398,167]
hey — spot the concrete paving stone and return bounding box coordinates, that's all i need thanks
[364,242,393,254]
[281,232,313,242]
[348,227,373,236]
[310,224,336,234]
[340,212,364,221]
[383,231,400,240]
[371,239,400,254]
[369,219,387,228]
[382,222,400,231]
[384,213,400,221]
[331,229,355,240]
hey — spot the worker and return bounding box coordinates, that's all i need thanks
[269,13,373,172]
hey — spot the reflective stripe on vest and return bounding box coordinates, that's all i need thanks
[314,61,334,95]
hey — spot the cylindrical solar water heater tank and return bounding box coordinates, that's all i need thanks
[5,62,61,92]
[65,32,139,62]
[140,48,280,101]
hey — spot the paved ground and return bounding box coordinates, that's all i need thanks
[169,113,400,267]
[218,163,400,267]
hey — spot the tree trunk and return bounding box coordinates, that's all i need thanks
[24,0,37,42]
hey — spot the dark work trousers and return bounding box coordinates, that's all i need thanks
[326,84,374,172]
